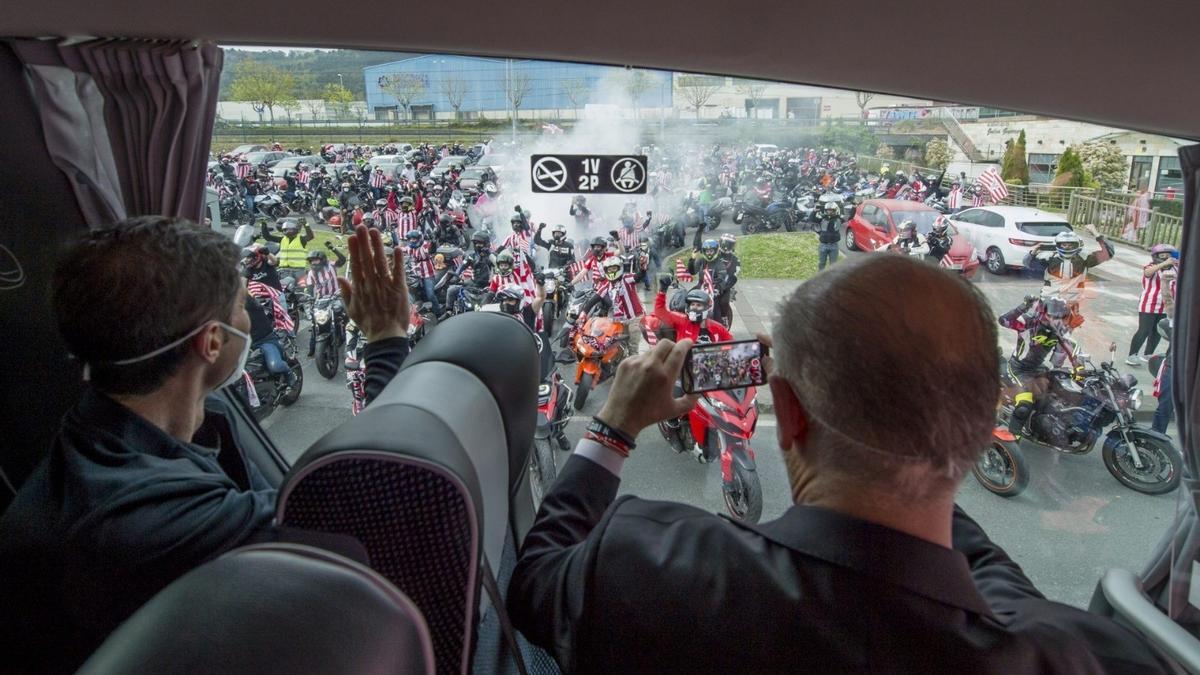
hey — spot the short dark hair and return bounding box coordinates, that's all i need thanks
[773,255,999,499]
[52,216,241,395]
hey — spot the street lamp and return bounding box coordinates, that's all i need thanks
[337,73,344,87]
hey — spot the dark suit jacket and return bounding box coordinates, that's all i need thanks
[509,454,1173,674]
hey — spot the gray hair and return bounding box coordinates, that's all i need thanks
[772,255,999,500]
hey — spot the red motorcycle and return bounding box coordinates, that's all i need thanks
[643,317,764,523]
[531,332,574,505]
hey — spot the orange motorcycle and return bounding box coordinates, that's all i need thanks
[571,316,630,410]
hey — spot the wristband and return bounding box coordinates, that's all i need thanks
[584,430,631,458]
[587,416,636,457]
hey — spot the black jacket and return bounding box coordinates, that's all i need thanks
[0,338,409,673]
[535,229,576,269]
[509,454,1172,674]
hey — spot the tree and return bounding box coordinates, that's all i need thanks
[440,76,470,120]
[561,78,589,119]
[1054,146,1090,187]
[280,99,300,124]
[378,73,426,121]
[624,69,652,119]
[854,91,877,117]
[1001,131,1029,184]
[1078,141,1128,189]
[304,99,325,121]
[876,143,895,160]
[506,70,533,119]
[677,75,721,119]
[924,138,951,171]
[734,78,770,118]
[322,83,354,120]
[228,59,296,124]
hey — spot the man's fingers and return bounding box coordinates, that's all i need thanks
[670,394,700,418]
[663,339,693,377]
[347,230,365,290]
[369,228,390,280]
[755,332,773,349]
[336,277,353,307]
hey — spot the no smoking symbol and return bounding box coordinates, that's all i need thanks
[532,157,568,192]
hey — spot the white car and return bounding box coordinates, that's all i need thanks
[948,206,1073,275]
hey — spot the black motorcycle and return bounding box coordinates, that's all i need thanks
[236,330,304,422]
[540,266,571,335]
[279,274,307,332]
[220,195,251,225]
[286,188,315,214]
[983,342,1182,496]
[311,295,347,379]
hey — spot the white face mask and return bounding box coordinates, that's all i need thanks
[83,321,251,391]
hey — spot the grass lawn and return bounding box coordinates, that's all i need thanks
[668,232,822,280]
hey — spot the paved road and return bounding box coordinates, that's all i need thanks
[263,221,1178,609]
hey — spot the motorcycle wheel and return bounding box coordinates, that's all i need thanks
[782,215,795,232]
[279,361,304,406]
[971,439,1029,497]
[1102,429,1181,495]
[542,300,556,335]
[723,462,763,524]
[574,372,594,411]
[314,339,339,379]
[740,218,757,235]
[530,438,558,507]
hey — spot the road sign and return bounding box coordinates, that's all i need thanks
[529,154,648,194]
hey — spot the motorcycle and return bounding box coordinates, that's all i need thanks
[569,315,630,410]
[286,188,315,214]
[642,317,764,523]
[978,341,1182,496]
[254,193,290,220]
[236,330,304,422]
[311,295,347,379]
[530,332,574,505]
[540,267,570,335]
[220,195,251,225]
[279,274,308,331]
[345,321,368,416]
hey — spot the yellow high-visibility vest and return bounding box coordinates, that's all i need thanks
[278,235,307,268]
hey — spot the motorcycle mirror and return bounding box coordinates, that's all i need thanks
[1108,342,1117,356]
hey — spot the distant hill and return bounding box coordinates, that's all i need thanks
[218,48,413,99]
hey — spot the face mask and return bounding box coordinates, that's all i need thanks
[83,321,250,391]
[687,309,707,322]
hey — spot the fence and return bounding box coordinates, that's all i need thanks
[1066,193,1183,250]
[1002,184,1098,211]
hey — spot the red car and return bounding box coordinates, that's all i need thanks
[844,199,980,274]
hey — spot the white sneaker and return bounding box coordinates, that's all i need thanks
[1139,354,1151,363]
[1125,355,1141,366]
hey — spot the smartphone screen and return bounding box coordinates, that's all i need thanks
[682,339,768,394]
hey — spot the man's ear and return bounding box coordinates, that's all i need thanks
[193,323,224,365]
[769,375,808,454]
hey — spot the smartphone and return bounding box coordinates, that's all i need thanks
[681,339,768,394]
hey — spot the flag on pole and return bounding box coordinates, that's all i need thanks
[674,258,693,284]
[976,167,1009,203]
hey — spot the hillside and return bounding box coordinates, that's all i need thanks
[218,48,412,99]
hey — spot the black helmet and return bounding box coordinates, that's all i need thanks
[684,289,713,323]
[1043,296,1070,320]
[306,249,327,264]
[470,230,491,245]
[280,218,300,233]
[497,284,524,315]
[439,213,453,226]
[405,229,424,244]
[719,233,736,252]
[931,216,949,236]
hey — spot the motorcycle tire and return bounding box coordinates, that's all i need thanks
[971,439,1029,497]
[782,215,795,233]
[705,214,721,230]
[314,339,339,379]
[574,372,594,411]
[542,301,556,336]
[723,462,763,524]
[279,361,304,406]
[1102,429,1181,495]
[530,438,558,507]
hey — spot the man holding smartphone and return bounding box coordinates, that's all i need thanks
[508,254,1171,673]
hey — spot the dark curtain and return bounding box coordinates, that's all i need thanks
[9,38,223,223]
[1140,144,1200,628]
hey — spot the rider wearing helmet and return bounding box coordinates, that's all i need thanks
[891,220,925,255]
[573,236,611,286]
[240,244,281,291]
[653,278,733,345]
[406,229,443,318]
[495,283,545,332]
[304,242,347,356]
[570,194,591,229]
[1126,244,1179,366]
[485,250,521,303]
[535,222,576,269]
[925,215,954,264]
[435,212,463,248]
[1024,223,1113,300]
[259,217,314,276]
[577,256,645,350]
[688,238,737,326]
[999,294,1077,435]
[816,202,843,270]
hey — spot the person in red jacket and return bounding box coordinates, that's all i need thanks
[653,274,732,344]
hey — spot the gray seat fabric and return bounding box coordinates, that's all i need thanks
[78,543,435,675]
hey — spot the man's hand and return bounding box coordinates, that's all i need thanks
[324,240,336,250]
[537,222,546,231]
[598,339,699,439]
[1085,223,1100,238]
[338,225,410,342]
[658,273,673,293]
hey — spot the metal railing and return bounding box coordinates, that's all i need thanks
[1066,193,1183,250]
[1002,184,1098,211]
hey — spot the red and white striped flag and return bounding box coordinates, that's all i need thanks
[976,167,1009,203]
[674,258,693,284]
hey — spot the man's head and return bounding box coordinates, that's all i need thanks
[770,255,999,502]
[603,256,622,281]
[53,217,249,397]
[551,224,567,241]
[280,219,300,237]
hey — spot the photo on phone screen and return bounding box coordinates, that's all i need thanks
[682,339,767,394]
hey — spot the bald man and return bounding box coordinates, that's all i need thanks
[509,255,1172,673]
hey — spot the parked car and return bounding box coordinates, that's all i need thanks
[457,165,501,192]
[242,150,291,168]
[436,155,473,170]
[845,199,942,252]
[228,144,267,158]
[947,206,1073,275]
[270,155,325,178]
[368,154,404,169]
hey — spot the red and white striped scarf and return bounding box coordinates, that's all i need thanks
[297,169,310,186]
[947,187,962,210]
[618,226,641,251]
[236,162,252,178]
[248,281,295,334]
[594,275,644,320]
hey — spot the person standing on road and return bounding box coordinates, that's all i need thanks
[816,200,843,270]
[1152,268,1178,434]
[1126,244,1178,366]
[259,218,314,279]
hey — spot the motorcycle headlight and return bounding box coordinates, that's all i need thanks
[538,383,552,396]
[314,309,330,324]
[1128,387,1143,411]
[407,322,418,337]
[544,279,557,292]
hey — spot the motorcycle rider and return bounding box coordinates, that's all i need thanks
[485,250,525,302]
[241,244,282,292]
[434,212,465,248]
[405,229,443,319]
[443,231,493,318]
[569,194,591,230]
[816,200,843,270]
[572,236,610,286]
[304,243,347,357]
[999,295,1076,436]
[1024,224,1113,301]
[575,255,645,351]
[889,219,926,255]
[925,216,954,264]
[259,217,314,279]
[496,282,546,333]
[535,223,577,270]
[687,238,737,327]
